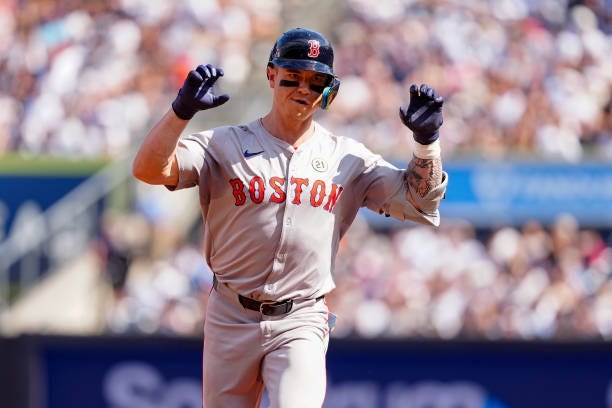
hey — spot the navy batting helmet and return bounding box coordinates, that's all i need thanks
[269,28,335,76]
[268,28,340,109]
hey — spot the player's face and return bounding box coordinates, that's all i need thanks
[268,66,330,120]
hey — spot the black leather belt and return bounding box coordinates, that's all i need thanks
[212,275,324,316]
[238,295,294,316]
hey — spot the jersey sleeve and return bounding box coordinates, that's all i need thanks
[359,154,404,211]
[166,131,212,191]
[354,141,447,227]
[379,171,448,226]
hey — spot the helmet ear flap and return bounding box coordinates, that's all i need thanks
[321,77,340,110]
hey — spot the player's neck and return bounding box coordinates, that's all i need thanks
[261,113,315,149]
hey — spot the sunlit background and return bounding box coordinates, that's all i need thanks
[1,0,611,340]
[0,0,611,406]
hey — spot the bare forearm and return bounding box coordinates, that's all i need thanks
[406,155,443,198]
[132,109,188,185]
[403,155,445,214]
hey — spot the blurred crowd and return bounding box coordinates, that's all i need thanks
[2,0,612,340]
[329,215,611,340]
[98,211,612,340]
[321,0,612,161]
[0,0,282,156]
[1,0,610,160]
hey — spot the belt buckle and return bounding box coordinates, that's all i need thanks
[259,301,277,316]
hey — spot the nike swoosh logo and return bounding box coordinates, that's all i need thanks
[244,150,264,158]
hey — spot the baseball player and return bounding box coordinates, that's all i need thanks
[133,28,447,408]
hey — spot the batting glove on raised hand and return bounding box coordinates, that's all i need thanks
[399,84,444,145]
[172,64,230,120]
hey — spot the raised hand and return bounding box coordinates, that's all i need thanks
[399,84,444,145]
[172,64,230,120]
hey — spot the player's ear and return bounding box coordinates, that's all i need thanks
[266,64,276,88]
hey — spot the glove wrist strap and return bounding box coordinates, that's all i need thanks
[413,139,441,159]
[172,99,197,120]
[412,130,440,145]
[171,88,198,120]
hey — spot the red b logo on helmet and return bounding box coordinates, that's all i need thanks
[307,40,320,58]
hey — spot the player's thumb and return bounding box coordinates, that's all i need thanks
[399,106,412,126]
[212,94,230,107]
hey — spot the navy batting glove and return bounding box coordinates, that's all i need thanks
[399,84,444,145]
[171,64,230,120]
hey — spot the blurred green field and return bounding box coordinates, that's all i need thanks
[0,154,109,176]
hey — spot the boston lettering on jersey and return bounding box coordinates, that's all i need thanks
[229,176,343,212]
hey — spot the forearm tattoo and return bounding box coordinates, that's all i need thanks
[405,156,443,197]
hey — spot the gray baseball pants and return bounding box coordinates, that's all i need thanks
[203,279,331,408]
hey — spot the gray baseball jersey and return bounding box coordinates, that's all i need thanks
[172,118,446,300]
[171,118,447,407]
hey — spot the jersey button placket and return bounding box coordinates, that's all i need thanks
[268,150,294,286]
[278,153,297,256]
[283,152,297,233]
[264,283,276,296]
